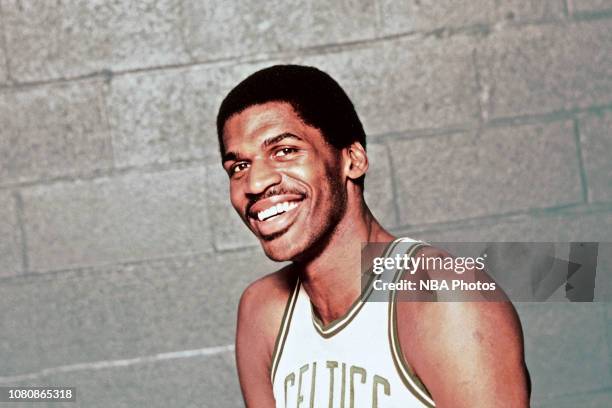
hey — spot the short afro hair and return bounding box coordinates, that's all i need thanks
[216,64,366,156]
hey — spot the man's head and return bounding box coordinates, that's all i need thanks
[217,65,369,261]
[217,64,366,157]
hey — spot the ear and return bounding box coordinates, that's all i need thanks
[343,142,368,181]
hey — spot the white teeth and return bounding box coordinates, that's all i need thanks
[256,201,299,221]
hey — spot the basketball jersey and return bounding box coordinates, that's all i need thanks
[271,238,436,408]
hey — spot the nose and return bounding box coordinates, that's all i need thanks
[246,159,281,196]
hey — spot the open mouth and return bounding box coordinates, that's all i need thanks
[247,195,305,238]
[256,201,299,221]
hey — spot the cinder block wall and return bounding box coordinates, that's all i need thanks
[0,1,610,407]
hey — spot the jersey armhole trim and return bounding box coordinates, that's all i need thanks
[388,243,436,408]
[270,278,300,384]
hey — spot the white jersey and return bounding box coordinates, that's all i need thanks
[271,238,435,408]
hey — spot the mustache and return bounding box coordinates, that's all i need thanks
[246,186,307,217]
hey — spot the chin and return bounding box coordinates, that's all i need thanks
[262,248,293,262]
[259,234,305,262]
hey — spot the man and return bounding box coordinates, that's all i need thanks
[217,65,529,407]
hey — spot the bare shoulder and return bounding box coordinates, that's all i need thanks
[239,264,297,320]
[236,264,298,406]
[236,265,296,365]
[237,264,297,357]
[396,245,529,407]
[397,299,524,363]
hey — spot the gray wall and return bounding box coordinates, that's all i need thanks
[0,1,611,407]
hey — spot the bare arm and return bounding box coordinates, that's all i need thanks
[397,247,530,407]
[236,270,294,407]
[407,302,529,407]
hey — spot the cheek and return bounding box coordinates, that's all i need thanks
[286,155,333,184]
[287,165,315,183]
[229,184,244,212]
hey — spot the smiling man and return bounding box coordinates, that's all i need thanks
[217,65,529,407]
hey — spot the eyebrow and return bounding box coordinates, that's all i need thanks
[262,132,303,148]
[222,132,303,163]
[222,151,237,164]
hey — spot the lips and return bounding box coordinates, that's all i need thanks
[247,194,305,238]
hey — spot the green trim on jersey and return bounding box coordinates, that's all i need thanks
[310,272,376,339]
[310,239,402,339]
[270,279,301,384]
[388,243,437,407]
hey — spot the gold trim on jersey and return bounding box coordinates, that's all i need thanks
[271,278,301,384]
[388,243,436,407]
[309,272,375,339]
[310,239,403,338]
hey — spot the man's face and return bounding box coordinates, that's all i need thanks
[221,102,347,261]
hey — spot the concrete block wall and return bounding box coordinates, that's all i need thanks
[0,1,610,407]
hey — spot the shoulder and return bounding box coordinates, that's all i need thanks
[237,265,298,364]
[239,264,297,319]
[401,244,524,349]
[395,245,529,407]
[398,302,528,406]
[235,265,299,404]
[397,300,524,359]
[239,264,297,323]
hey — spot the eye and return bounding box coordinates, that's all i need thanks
[230,162,249,175]
[274,147,299,157]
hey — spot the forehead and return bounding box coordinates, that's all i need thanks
[222,102,315,148]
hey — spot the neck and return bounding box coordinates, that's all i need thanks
[296,197,394,326]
